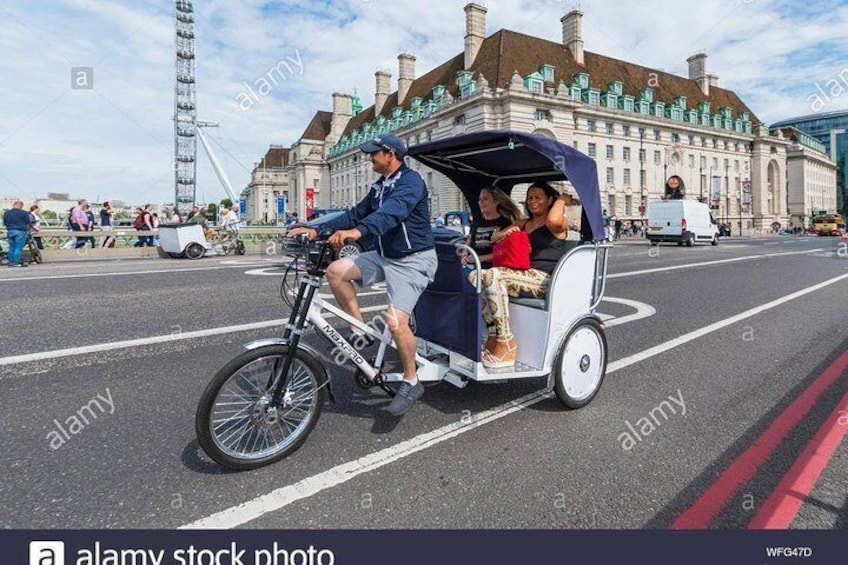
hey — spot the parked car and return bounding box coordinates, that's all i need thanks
[646,199,720,246]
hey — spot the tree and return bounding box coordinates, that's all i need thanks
[207,203,217,217]
[220,198,233,209]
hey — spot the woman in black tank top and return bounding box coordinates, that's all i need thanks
[470,182,575,368]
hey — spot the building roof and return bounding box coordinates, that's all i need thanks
[257,146,290,169]
[771,109,848,127]
[342,28,758,138]
[300,111,333,141]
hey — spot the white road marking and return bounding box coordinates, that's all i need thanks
[0,305,387,367]
[608,248,824,279]
[179,272,848,529]
[602,297,656,327]
[0,263,258,282]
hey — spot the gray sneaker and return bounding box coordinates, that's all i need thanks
[386,380,424,416]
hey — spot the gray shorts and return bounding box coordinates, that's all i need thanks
[353,249,438,315]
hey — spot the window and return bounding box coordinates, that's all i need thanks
[700,156,707,169]
[623,168,632,185]
[654,129,661,141]
[712,157,719,169]
[723,158,729,170]
[587,120,596,132]
[587,89,600,105]
[734,160,739,172]
[534,109,552,122]
[671,133,680,143]
[528,80,543,93]
[606,122,614,135]
[688,135,695,145]
[625,194,633,215]
[654,150,662,165]
[606,145,614,160]
[454,114,466,126]
[640,170,647,188]
[639,148,646,163]
[701,137,707,147]
[608,194,616,213]
[587,143,597,158]
[623,125,631,137]
[688,154,695,168]
[623,147,631,161]
[540,64,555,82]
[606,167,615,184]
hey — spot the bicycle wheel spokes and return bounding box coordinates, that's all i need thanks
[209,354,319,461]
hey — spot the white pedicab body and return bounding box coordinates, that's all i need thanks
[158,223,213,259]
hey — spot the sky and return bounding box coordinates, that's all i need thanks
[1,0,847,206]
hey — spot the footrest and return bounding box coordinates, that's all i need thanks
[509,297,547,310]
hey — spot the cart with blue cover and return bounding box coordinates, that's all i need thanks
[195,130,611,469]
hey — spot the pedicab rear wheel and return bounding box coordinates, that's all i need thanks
[236,240,246,255]
[553,318,607,409]
[185,242,205,260]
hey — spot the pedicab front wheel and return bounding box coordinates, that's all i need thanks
[553,318,607,409]
[184,242,205,260]
[195,345,328,470]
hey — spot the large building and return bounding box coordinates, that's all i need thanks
[284,4,793,234]
[771,110,848,214]
[774,127,838,228]
[244,145,290,223]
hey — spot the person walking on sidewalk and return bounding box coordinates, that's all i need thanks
[3,200,31,267]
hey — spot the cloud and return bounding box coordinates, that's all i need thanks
[0,0,846,204]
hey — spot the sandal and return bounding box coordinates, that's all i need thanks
[482,339,517,369]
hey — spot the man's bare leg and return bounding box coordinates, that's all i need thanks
[326,259,365,329]
[385,307,417,381]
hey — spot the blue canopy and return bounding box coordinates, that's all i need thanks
[407,130,604,242]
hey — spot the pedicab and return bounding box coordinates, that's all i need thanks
[158,221,245,259]
[195,130,611,470]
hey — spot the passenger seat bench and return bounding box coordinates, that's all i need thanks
[507,240,583,311]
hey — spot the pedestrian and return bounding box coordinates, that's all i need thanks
[435,213,445,228]
[171,208,183,223]
[29,204,44,250]
[614,218,623,240]
[70,199,90,249]
[100,201,115,248]
[84,203,96,248]
[151,212,161,246]
[288,133,437,416]
[2,200,31,267]
[185,205,199,223]
[132,207,152,247]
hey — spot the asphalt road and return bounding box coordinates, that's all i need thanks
[0,236,846,529]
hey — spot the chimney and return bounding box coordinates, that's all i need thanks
[375,70,392,116]
[708,74,719,88]
[330,92,352,141]
[687,52,709,96]
[561,10,584,65]
[464,3,487,69]
[398,53,416,105]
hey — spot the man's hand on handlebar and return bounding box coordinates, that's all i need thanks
[328,228,362,250]
[287,227,317,242]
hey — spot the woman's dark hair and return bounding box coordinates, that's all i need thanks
[523,181,560,217]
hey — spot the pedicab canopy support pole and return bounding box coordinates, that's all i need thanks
[195,122,239,204]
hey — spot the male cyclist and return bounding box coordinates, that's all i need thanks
[289,134,436,416]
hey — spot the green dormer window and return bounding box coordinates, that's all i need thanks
[740,111,750,121]
[687,110,698,124]
[570,85,582,101]
[392,106,403,119]
[351,95,363,116]
[575,72,589,89]
[652,102,665,118]
[712,115,722,128]
[699,101,710,114]
[433,84,446,101]
[584,88,601,106]
[734,119,743,132]
[602,92,618,109]
[608,81,624,96]
[540,65,555,82]
[641,88,654,103]
[411,97,422,109]
[724,118,733,130]
[457,70,473,86]
[675,96,687,109]
[524,72,544,93]
[621,95,635,112]
[700,113,710,126]
[637,100,650,115]
[668,107,684,121]
[403,110,413,125]
[721,107,732,119]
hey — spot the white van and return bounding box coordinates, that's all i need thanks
[646,199,720,246]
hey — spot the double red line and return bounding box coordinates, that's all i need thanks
[671,349,848,529]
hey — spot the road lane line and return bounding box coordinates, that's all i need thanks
[607,248,824,279]
[671,348,848,529]
[0,305,387,367]
[602,297,655,328]
[0,262,278,282]
[180,273,848,529]
[747,388,848,529]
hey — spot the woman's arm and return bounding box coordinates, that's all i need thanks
[490,220,526,244]
[545,195,571,236]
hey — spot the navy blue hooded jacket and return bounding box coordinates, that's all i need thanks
[320,163,434,259]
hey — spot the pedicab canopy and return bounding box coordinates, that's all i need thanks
[407,130,604,242]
